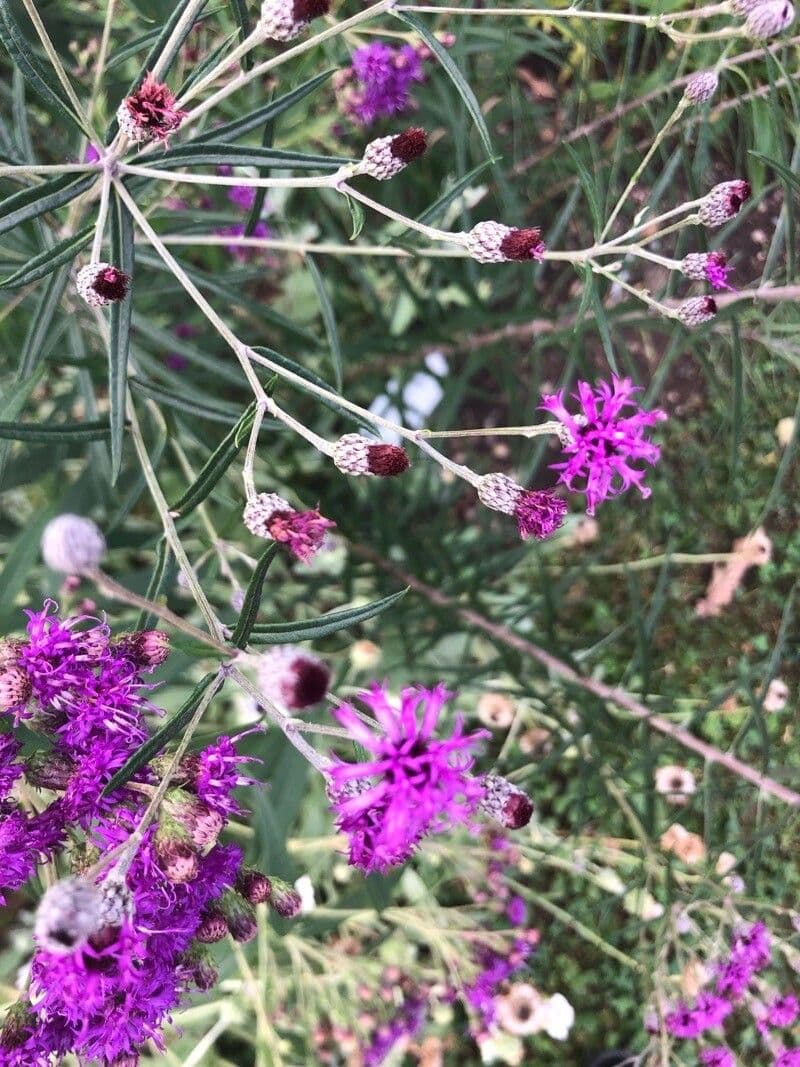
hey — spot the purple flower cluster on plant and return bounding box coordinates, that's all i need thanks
[338,41,425,125]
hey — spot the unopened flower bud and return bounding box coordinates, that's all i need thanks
[0,639,23,669]
[25,750,74,790]
[698,180,752,227]
[116,73,185,143]
[243,493,335,563]
[236,867,273,905]
[479,774,534,829]
[744,0,795,38]
[219,889,258,942]
[257,0,330,40]
[195,909,229,943]
[0,665,31,710]
[76,262,130,307]
[116,629,171,670]
[270,878,302,918]
[684,70,719,104]
[678,296,717,327]
[34,877,104,954]
[332,434,410,477]
[681,251,732,291]
[41,513,106,574]
[256,645,330,710]
[154,821,199,884]
[477,473,567,540]
[185,948,219,990]
[165,790,225,849]
[465,221,546,264]
[360,127,427,180]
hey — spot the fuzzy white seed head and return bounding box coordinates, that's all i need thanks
[243,492,293,538]
[41,514,106,574]
[34,878,105,955]
[477,473,524,516]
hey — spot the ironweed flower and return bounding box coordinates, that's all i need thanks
[341,41,425,125]
[359,127,427,179]
[540,376,667,515]
[243,492,336,562]
[332,433,410,476]
[477,474,567,541]
[258,0,330,40]
[327,683,489,872]
[479,774,534,829]
[256,645,331,710]
[116,72,185,143]
[678,295,718,327]
[744,0,796,38]
[684,70,719,103]
[699,180,752,227]
[76,263,130,308]
[681,251,734,291]
[700,1048,736,1067]
[465,221,546,263]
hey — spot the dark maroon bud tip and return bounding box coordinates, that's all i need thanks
[196,911,229,943]
[291,657,331,708]
[704,296,718,314]
[272,888,302,918]
[93,266,130,302]
[504,793,534,829]
[390,127,427,164]
[366,443,411,477]
[499,227,544,262]
[237,868,273,905]
[292,0,330,20]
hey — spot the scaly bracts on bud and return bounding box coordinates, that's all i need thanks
[678,296,718,327]
[479,775,534,830]
[332,433,411,477]
[698,180,752,227]
[744,1,796,38]
[243,492,335,562]
[116,72,185,143]
[116,630,171,670]
[477,474,568,541]
[465,221,546,264]
[257,0,331,40]
[270,878,303,918]
[41,514,106,574]
[76,262,130,308]
[681,251,733,291]
[684,71,719,104]
[237,867,273,904]
[359,127,428,180]
[0,666,32,711]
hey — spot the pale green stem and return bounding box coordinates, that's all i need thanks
[585,552,738,576]
[89,0,117,125]
[182,27,263,103]
[265,395,335,457]
[338,181,464,245]
[589,258,678,317]
[600,98,689,242]
[117,162,354,189]
[608,199,705,247]
[413,433,481,486]
[418,420,561,440]
[151,0,208,81]
[634,215,700,247]
[157,233,468,258]
[242,402,265,499]
[609,245,680,270]
[91,168,112,262]
[0,163,98,176]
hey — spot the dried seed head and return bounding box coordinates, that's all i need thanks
[684,70,719,104]
[465,221,546,263]
[34,877,105,955]
[257,0,330,40]
[76,262,130,307]
[360,128,427,180]
[698,180,752,227]
[195,910,229,943]
[479,774,534,830]
[116,629,171,670]
[243,493,335,562]
[116,72,185,143]
[332,434,410,477]
[744,0,795,38]
[0,665,32,710]
[678,296,718,327]
[41,513,106,574]
[237,867,273,905]
[256,645,331,710]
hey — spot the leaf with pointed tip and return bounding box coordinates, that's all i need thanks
[169,402,256,516]
[346,194,365,241]
[231,544,280,648]
[108,191,135,483]
[136,538,174,630]
[141,143,350,170]
[0,223,94,288]
[249,589,408,643]
[129,376,243,423]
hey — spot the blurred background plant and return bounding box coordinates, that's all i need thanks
[0,0,799,1063]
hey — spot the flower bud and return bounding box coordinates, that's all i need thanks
[477,473,567,540]
[744,0,795,38]
[257,0,330,40]
[154,821,199,884]
[332,434,410,477]
[76,262,130,307]
[236,867,273,904]
[359,127,427,180]
[243,492,335,563]
[0,639,23,669]
[731,0,766,11]
[0,665,32,710]
[698,180,751,227]
[256,645,330,710]
[116,73,185,143]
[195,909,229,943]
[34,877,104,954]
[41,514,106,574]
[219,889,258,942]
[25,750,74,790]
[185,948,219,991]
[165,789,225,849]
[680,251,732,291]
[677,296,717,327]
[479,774,534,829]
[270,878,302,918]
[683,70,719,104]
[116,629,171,670]
[465,222,546,264]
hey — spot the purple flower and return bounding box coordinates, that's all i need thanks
[666,1003,706,1039]
[363,997,426,1066]
[344,42,424,125]
[541,376,667,515]
[193,731,261,817]
[327,684,489,872]
[0,734,23,798]
[215,220,272,261]
[775,1052,800,1067]
[768,995,800,1029]
[462,938,533,1031]
[228,184,257,211]
[731,921,771,970]
[715,956,753,999]
[506,895,528,926]
[84,144,101,164]
[700,1049,736,1067]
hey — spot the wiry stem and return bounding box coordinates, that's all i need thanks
[118,162,353,189]
[155,234,468,258]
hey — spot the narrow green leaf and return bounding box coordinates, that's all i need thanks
[231,544,280,648]
[565,144,603,239]
[416,158,498,227]
[169,402,256,516]
[136,538,173,630]
[306,255,343,391]
[249,588,408,643]
[749,150,800,194]
[244,117,274,237]
[179,32,237,94]
[108,191,135,483]
[346,194,365,240]
[191,70,335,144]
[129,376,243,423]
[0,173,96,239]
[393,9,493,157]
[0,507,57,611]
[228,0,254,70]
[0,0,89,135]
[18,264,70,378]
[0,223,94,289]
[0,365,44,420]
[0,419,111,442]
[143,143,350,170]
[103,672,221,795]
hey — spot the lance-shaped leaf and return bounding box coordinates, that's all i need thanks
[139,143,351,170]
[231,543,280,648]
[306,255,343,391]
[228,0,254,70]
[0,223,94,289]
[0,419,112,443]
[250,346,373,429]
[249,589,408,643]
[0,173,96,238]
[136,538,174,630]
[129,376,244,423]
[108,191,135,483]
[170,402,256,516]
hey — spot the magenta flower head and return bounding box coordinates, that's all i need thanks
[258,0,331,40]
[243,492,335,562]
[699,180,752,227]
[116,72,185,143]
[540,376,667,516]
[359,127,428,180]
[76,262,130,308]
[477,474,567,541]
[327,683,490,873]
[465,221,546,264]
[700,1049,736,1067]
[681,251,733,291]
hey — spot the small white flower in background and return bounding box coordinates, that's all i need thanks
[680,959,710,998]
[477,692,515,730]
[293,875,316,914]
[478,1032,524,1066]
[538,993,575,1040]
[654,764,697,804]
[495,983,544,1036]
[715,851,738,876]
[41,514,106,574]
[775,416,795,447]
[349,639,382,672]
[623,887,664,921]
[762,677,789,712]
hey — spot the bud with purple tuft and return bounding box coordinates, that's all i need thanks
[678,296,718,327]
[195,909,229,943]
[76,262,130,308]
[465,221,546,264]
[116,72,185,143]
[359,127,428,180]
[257,0,331,40]
[479,775,534,830]
[166,790,226,849]
[698,180,752,227]
[116,629,171,670]
[270,879,302,918]
[332,434,411,477]
[243,492,335,563]
[41,513,106,574]
[477,473,567,541]
[681,251,733,291]
[683,70,719,104]
[256,645,331,710]
[237,867,273,905]
[744,0,796,38]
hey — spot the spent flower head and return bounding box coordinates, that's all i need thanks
[116,72,185,143]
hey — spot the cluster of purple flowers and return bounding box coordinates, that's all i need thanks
[326,684,534,874]
[337,41,426,125]
[0,602,287,1066]
[665,921,799,1066]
